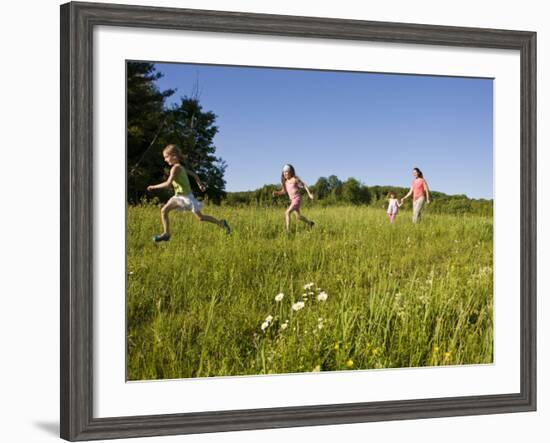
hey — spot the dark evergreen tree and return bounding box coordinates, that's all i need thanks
[127,62,174,202]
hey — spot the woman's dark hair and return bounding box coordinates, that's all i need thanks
[413,167,424,179]
[281,164,296,187]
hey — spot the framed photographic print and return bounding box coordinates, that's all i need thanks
[60,1,536,441]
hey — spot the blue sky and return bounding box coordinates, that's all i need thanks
[153,62,493,199]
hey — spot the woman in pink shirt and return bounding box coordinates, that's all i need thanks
[272,164,315,232]
[400,167,431,223]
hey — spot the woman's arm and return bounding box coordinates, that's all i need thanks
[423,180,431,203]
[147,165,178,191]
[297,177,314,200]
[187,169,206,192]
[400,186,413,204]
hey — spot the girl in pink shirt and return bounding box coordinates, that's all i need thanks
[400,167,431,223]
[272,164,315,232]
[387,190,401,223]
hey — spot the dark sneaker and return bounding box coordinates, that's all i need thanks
[222,219,231,235]
[153,233,170,243]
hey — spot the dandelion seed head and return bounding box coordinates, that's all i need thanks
[261,321,269,331]
[274,293,284,302]
[303,282,315,290]
[292,301,305,311]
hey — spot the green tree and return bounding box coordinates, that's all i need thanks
[254,184,281,206]
[341,178,371,205]
[313,177,331,200]
[327,175,343,201]
[163,97,227,204]
[127,62,174,202]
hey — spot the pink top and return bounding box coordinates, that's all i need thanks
[412,178,426,200]
[387,198,399,215]
[284,179,301,200]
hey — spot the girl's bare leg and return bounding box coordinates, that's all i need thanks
[285,207,294,232]
[295,209,314,227]
[160,200,180,235]
[193,211,224,228]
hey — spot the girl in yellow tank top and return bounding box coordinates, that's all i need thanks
[147,144,231,241]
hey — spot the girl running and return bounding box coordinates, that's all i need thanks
[147,144,231,242]
[272,164,314,232]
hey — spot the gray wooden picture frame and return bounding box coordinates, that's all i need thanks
[60,1,537,441]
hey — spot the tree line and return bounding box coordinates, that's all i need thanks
[223,179,492,216]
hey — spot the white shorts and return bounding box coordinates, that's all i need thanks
[168,194,203,213]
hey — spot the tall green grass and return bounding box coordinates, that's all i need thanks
[127,205,493,380]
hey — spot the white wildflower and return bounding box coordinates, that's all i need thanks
[280,323,288,330]
[318,323,324,330]
[274,293,284,302]
[292,301,305,311]
[303,282,314,290]
[261,321,270,331]
[317,291,328,302]
[265,315,273,323]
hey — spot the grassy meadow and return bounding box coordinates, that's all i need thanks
[127,204,493,380]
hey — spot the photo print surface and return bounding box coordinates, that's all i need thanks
[126,61,493,381]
